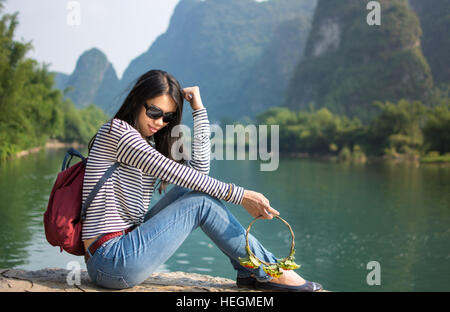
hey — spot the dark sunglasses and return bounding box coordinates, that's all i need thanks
[143,103,177,123]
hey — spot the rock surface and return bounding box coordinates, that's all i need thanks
[0,268,258,292]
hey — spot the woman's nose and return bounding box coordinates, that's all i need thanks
[154,117,164,127]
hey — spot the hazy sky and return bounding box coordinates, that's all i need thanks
[4,0,180,79]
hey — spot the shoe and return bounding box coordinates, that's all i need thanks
[236,276,323,292]
[255,279,323,292]
[236,276,257,288]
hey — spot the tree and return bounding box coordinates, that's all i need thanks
[0,3,108,160]
[423,101,450,154]
[367,99,427,156]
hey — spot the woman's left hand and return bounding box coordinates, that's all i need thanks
[183,86,204,110]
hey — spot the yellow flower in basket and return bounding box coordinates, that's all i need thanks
[239,216,301,278]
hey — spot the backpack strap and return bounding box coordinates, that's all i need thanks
[80,162,120,221]
[62,148,86,171]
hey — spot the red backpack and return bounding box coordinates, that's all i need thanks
[44,148,119,256]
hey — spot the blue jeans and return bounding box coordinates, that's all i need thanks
[85,185,276,289]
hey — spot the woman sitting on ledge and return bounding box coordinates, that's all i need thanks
[81,69,322,292]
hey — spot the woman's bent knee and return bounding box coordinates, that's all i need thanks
[188,191,226,207]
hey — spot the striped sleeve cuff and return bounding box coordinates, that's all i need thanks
[226,184,245,205]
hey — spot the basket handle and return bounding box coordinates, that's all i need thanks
[245,215,296,266]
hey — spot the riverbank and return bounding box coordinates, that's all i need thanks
[282,151,450,166]
[12,139,86,159]
[9,139,450,166]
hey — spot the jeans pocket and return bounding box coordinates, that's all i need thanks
[96,269,129,290]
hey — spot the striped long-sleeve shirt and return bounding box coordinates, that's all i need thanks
[81,108,245,240]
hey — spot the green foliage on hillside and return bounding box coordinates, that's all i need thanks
[256,105,366,157]
[285,0,433,123]
[63,48,120,116]
[409,0,450,86]
[0,4,108,160]
[234,14,312,119]
[120,0,317,123]
[257,92,450,161]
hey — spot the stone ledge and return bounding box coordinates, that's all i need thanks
[0,268,260,292]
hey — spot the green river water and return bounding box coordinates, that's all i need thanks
[0,147,449,291]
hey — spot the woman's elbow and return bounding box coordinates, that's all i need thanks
[195,163,210,175]
[184,160,210,175]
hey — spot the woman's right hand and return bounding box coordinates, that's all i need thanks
[241,190,280,219]
[182,86,204,111]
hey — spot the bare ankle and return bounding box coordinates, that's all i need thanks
[270,270,306,286]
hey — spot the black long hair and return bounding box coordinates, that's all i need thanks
[88,69,187,194]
